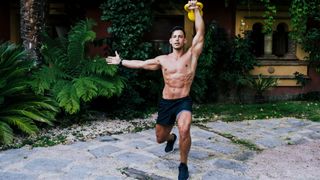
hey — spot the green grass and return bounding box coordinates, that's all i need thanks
[193,101,320,122]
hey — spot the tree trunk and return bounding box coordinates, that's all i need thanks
[20,0,47,64]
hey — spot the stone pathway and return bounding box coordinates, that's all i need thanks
[0,118,320,180]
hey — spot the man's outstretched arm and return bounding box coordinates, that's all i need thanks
[106,51,161,70]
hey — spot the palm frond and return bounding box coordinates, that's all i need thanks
[0,121,13,145]
[0,42,59,144]
[2,116,38,134]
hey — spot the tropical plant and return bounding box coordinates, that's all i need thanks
[30,19,124,114]
[0,42,59,145]
[248,74,277,103]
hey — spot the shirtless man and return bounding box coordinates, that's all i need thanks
[106,1,204,179]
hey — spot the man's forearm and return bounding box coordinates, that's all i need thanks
[194,8,205,35]
[121,59,144,69]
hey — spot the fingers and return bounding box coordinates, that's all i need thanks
[105,57,116,64]
[188,0,199,10]
[115,51,119,57]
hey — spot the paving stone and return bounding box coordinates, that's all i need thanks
[206,121,238,133]
[155,159,179,171]
[89,145,122,158]
[24,158,71,172]
[202,170,250,180]
[122,168,171,180]
[115,152,155,164]
[307,132,320,140]
[193,141,239,154]
[62,165,94,179]
[95,176,123,180]
[0,148,33,168]
[233,151,255,161]
[189,150,211,160]
[212,159,247,172]
[0,171,36,180]
[191,129,216,139]
[146,145,168,157]
[273,127,299,134]
[126,140,151,149]
[254,136,285,148]
[287,119,311,127]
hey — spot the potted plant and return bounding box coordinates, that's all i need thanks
[248,74,278,103]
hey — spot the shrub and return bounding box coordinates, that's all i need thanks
[30,19,124,115]
[0,42,58,144]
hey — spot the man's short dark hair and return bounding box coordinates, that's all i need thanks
[169,26,186,37]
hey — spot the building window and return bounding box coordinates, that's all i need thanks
[273,23,289,57]
[248,23,264,57]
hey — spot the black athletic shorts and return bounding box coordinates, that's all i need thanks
[156,96,193,126]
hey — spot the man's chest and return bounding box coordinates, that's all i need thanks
[161,60,191,74]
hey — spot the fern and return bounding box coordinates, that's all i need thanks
[82,57,118,76]
[68,19,96,66]
[74,77,99,102]
[56,84,80,114]
[31,19,124,114]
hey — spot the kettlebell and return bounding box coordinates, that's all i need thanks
[184,2,203,21]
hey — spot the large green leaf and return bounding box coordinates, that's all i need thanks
[0,121,13,145]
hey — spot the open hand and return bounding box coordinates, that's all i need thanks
[106,51,121,65]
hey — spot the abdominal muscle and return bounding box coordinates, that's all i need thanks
[162,72,194,99]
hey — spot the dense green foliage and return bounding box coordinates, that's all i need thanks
[30,19,124,115]
[260,0,277,34]
[290,0,320,69]
[0,42,59,144]
[289,0,320,43]
[194,22,256,103]
[100,0,162,117]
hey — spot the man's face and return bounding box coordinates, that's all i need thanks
[169,30,186,50]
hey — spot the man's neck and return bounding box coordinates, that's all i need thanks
[171,49,184,60]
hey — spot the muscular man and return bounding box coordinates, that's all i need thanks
[106,1,204,179]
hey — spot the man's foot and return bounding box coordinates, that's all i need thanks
[165,133,177,153]
[178,163,189,180]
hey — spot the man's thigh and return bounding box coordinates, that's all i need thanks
[155,124,173,138]
[177,111,192,130]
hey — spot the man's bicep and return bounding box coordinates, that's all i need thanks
[191,35,204,57]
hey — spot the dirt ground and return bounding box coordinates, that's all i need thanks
[246,140,320,180]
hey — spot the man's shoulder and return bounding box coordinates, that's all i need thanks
[155,54,169,62]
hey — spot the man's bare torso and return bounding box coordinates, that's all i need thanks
[158,52,195,99]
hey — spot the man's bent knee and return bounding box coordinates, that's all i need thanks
[156,135,167,144]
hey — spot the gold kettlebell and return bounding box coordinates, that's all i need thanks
[184,2,203,21]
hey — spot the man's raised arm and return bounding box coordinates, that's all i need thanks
[191,1,205,57]
[106,51,161,70]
